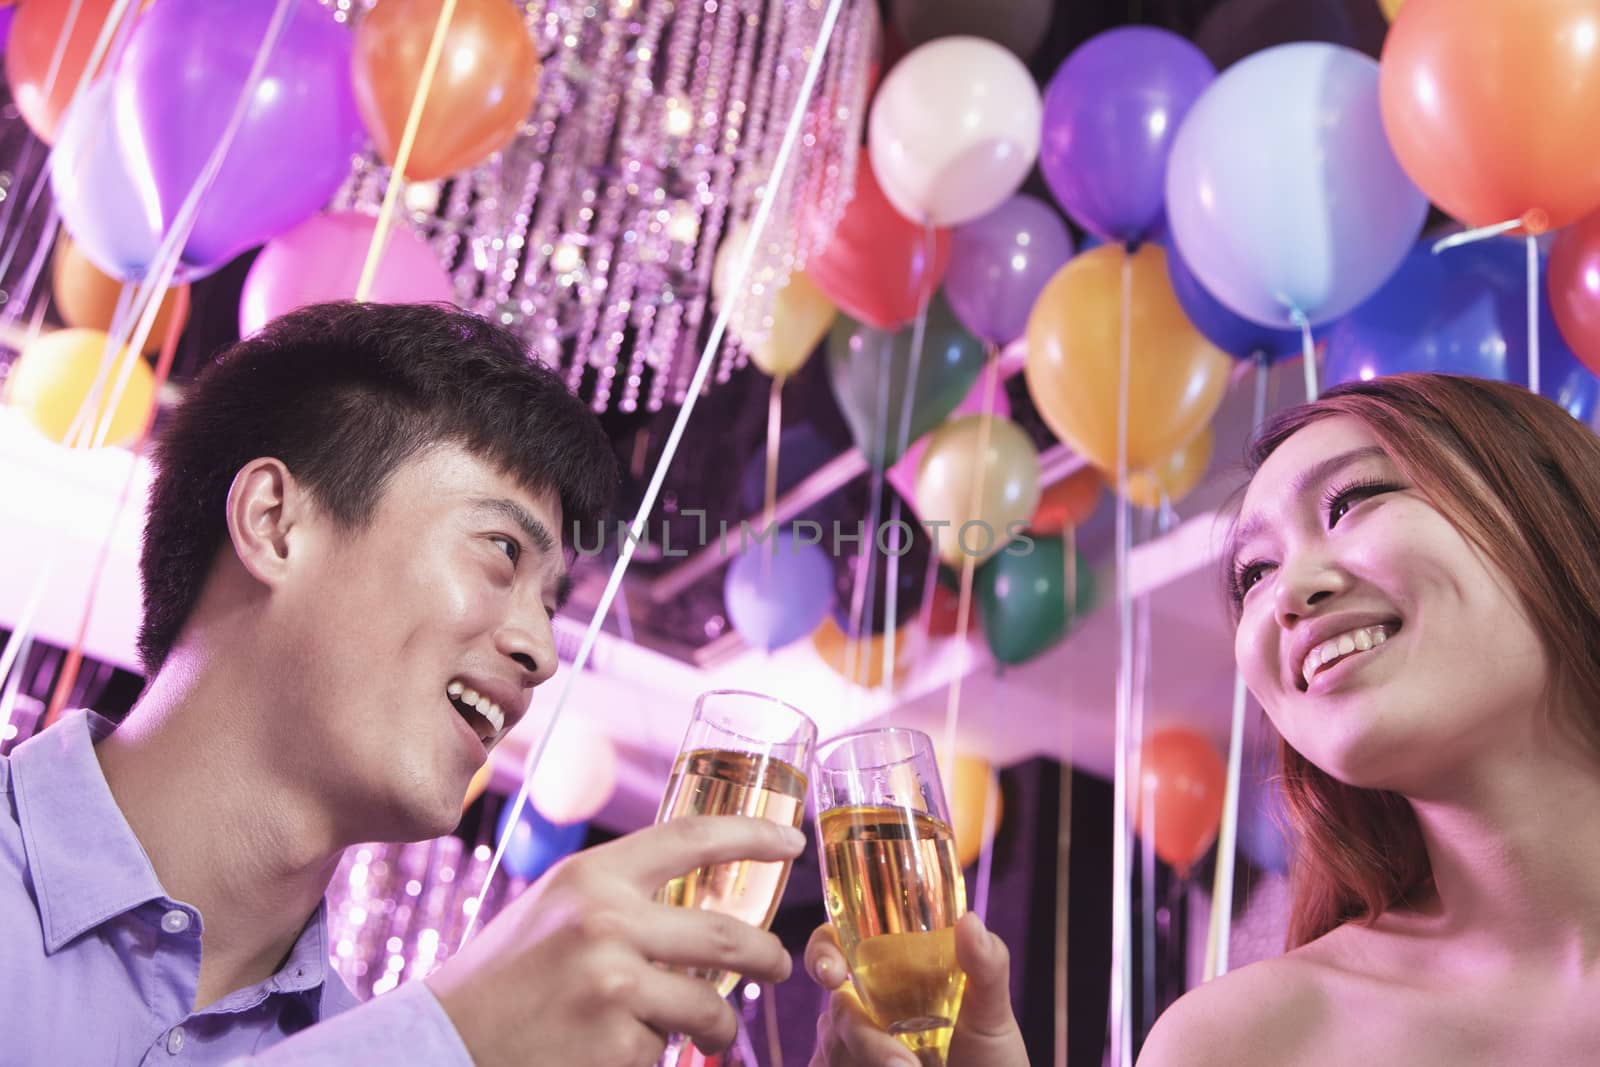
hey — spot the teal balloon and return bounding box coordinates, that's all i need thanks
[826,294,986,466]
[975,536,1095,665]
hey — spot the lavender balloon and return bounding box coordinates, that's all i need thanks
[113,0,366,273]
[1039,27,1214,245]
[943,194,1075,345]
[723,529,836,652]
[50,80,164,282]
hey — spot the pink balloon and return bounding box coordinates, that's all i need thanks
[239,212,455,335]
[888,371,1012,507]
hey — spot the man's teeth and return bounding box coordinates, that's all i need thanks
[1302,624,1390,687]
[446,679,505,735]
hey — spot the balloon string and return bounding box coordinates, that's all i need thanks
[763,983,784,1067]
[1430,217,1522,254]
[1134,503,1155,1036]
[1204,353,1269,980]
[62,279,136,449]
[354,0,458,302]
[844,349,891,694]
[1527,234,1540,397]
[941,345,998,806]
[1109,247,1134,1067]
[761,374,783,584]
[1291,308,1317,402]
[1053,739,1072,1067]
[0,630,34,744]
[460,0,848,948]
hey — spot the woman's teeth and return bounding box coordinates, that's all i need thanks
[447,679,505,735]
[1302,624,1391,687]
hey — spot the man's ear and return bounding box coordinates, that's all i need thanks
[225,458,312,586]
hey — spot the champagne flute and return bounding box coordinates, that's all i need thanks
[652,689,817,1065]
[814,727,967,1067]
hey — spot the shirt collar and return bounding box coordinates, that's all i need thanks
[10,709,168,952]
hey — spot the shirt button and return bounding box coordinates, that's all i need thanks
[161,909,191,934]
[166,1027,185,1054]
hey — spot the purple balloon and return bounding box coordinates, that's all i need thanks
[1039,27,1215,245]
[723,530,836,652]
[113,0,366,273]
[943,194,1075,345]
[0,7,13,54]
[1166,241,1311,362]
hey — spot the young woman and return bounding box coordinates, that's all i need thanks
[808,373,1600,1066]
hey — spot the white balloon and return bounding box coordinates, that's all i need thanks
[868,37,1043,227]
[530,717,619,825]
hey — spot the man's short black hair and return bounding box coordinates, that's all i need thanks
[139,301,616,674]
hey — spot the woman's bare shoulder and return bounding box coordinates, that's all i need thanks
[1135,950,1340,1067]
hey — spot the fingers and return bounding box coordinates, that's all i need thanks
[634,965,743,1056]
[805,924,850,991]
[626,902,793,985]
[951,912,1022,1043]
[611,815,807,891]
[819,985,919,1067]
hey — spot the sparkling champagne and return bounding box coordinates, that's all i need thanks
[820,804,967,1063]
[655,748,808,996]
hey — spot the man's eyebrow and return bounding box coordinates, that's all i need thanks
[470,497,556,555]
[1228,446,1392,561]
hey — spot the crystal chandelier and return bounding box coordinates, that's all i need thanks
[336,0,876,413]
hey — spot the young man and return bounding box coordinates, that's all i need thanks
[0,302,803,1064]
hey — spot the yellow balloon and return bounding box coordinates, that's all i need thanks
[1380,0,1404,21]
[1119,425,1214,510]
[1024,243,1231,472]
[811,616,913,688]
[946,753,1003,869]
[713,220,836,377]
[5,328,155,448]
[462,761,494,812]
[914,414,1041,567]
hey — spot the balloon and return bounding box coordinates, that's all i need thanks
[1194,0,1358,72]
[723,529,836,652]
[1166,241,1308,362]
[1549,210,1600,377]
[1029,467,1102,535]
[1379,0,1404,20]
[738,424,844,529]
[806,157,952,330]
[5,0,121,143]
[946,753,1003,869]
[925,569,977,637]
[943,195,1075,345]
[1120,426,1213,510]
[974,535,1094,665]
[461,761,493,810]
[0,8,12,54]
[811,616,914,688]
[354,0,540,182]
[827,294,985,466]
[238,212,455,336]
[495,795,587,881]
[1024,243,1232,472]
[830,487,931,636]
[1237,769,1291,875]
[712,220,836,378]
[889,0,1051,61]
[1380,0,1600,234]
[52,236,189,353]
[868,37,1040,227]
[1166,43,1427,328]
[886,368,1010,508]
[115,0,366,273]
[529,717,618,825]
[1325,239,1600,423]
[4,328,154,448]
[50,78,164,282]
[1038,28,1214,244]
[914,415,1041,567]
[1135,728,1226,876]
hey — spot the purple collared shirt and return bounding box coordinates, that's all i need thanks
[1,710,475,1065]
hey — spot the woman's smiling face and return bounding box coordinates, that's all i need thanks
[1230,414,1551,794]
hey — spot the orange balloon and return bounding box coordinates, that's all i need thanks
[53,237,189,354]
[1134,728,1226,876]
[1117,425,1213,510]
[1379,0,1404,20]
[461,761,494,812]
[947,753,1003,869]
[1024,244,1231,473]
[353,0,540,182]
[6,0,123,143]
[811,616,913,688]
[1029,466,1102,535]
[1379,0,1600,233]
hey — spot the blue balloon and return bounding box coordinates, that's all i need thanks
[1326,238,1600,423]
[495,797,587,882]
[1167,241,1313,362]
[738,424,843,528]
[724,528,836,651]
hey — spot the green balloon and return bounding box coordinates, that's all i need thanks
[975,536,1096,665]
[826,293,986,466]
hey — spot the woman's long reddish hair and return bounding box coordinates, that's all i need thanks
[1239,373,1600,948]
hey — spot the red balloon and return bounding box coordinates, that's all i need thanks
[6,0,121,144]
[926,576,977,637]
[1029,467,1102,535]
[1548,209,1600,376]
[1135,728,1226,876]
[805,157,951,330]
